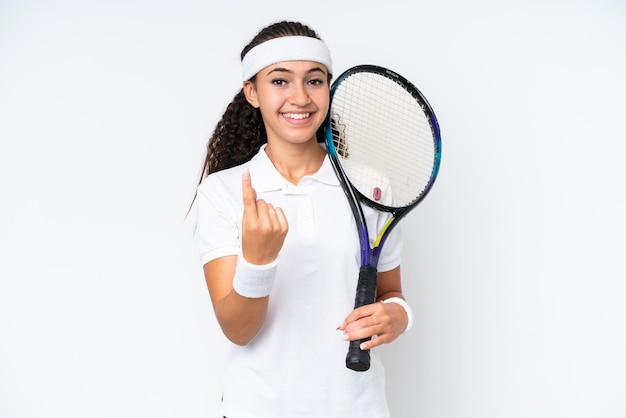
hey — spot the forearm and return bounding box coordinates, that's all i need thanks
[376,290,405,302]
[204,255,275,345]
[214,290,269,345]
[375,266,404,301]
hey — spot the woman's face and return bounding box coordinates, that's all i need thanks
[243,60,330,147]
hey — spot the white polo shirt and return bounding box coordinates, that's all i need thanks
[196,144,402,418]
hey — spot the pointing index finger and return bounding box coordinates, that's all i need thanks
[242,168,257,213]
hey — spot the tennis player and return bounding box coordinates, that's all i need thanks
[192,20,413,417]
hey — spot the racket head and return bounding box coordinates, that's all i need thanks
[325,65,442,215]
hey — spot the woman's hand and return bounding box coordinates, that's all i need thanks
[240,169,289,264]
[337,299,408,350]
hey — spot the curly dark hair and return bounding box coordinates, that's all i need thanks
[197,21,329,180]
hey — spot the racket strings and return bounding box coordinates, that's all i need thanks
[331,72,436,207]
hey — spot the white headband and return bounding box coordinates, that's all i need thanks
[241,36,333,81]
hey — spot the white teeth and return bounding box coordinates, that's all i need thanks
[283,113,310,120]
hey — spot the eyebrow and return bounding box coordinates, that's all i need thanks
[266,65,327,76]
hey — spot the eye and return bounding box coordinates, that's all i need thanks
[271,78,288,86]
[307,78,324,86]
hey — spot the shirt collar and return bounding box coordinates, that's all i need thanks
[249,144,340,193]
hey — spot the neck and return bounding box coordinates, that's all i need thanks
[264,141,326,185]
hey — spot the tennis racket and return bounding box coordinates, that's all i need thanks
[325,65,442,371]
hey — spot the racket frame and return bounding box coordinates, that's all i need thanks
[324,64,442,371]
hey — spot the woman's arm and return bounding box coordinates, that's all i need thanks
[203,256,270,345]
[203,170,289,346]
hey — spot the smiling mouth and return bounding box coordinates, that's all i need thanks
[282,112,311,120]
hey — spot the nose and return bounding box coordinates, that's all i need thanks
[289,83,311,106]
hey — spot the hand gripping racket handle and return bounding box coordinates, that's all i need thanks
[346,265,378,372]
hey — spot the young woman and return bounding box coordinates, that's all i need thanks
[194,20,413,417]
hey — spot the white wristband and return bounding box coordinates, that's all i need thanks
[232,255,279,298]
[382,297,414,333]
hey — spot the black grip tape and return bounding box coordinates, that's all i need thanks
[346,265,378,372]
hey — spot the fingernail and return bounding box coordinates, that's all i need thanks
[360,342,367,350]
[242,168,250,178]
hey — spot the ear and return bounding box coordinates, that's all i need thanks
[243,80,260,108]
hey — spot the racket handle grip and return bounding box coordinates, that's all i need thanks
[346,265,378,372]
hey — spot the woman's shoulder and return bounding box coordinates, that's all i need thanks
[197,162,250,195]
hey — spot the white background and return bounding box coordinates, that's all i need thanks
[1,1,625,417]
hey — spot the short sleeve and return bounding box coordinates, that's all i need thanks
[196,173,242,266]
